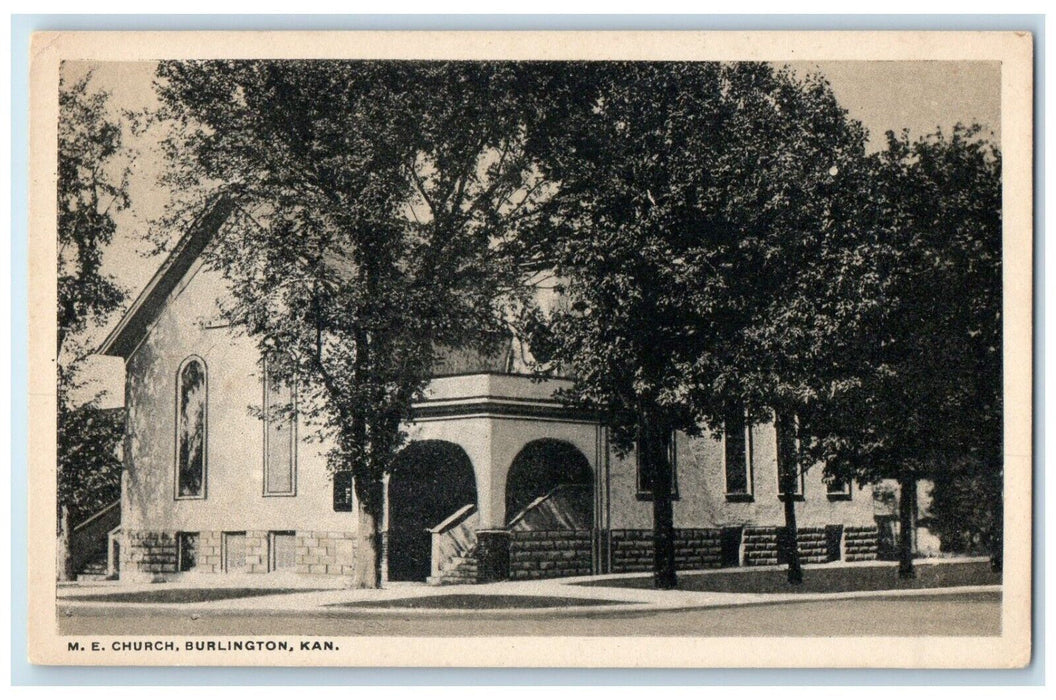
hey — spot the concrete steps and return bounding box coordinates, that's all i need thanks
[428,549,480,585]
[743,527,781,566]
[844,526,879,562]
[76,549,112,581]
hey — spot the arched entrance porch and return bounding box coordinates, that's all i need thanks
[387,440,477,581]
[505,438,594,529]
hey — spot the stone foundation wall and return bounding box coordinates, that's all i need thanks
[509,530,593,580]
[244,531,269,573]
[296,531,357,575]
[123,529,358,576]
[195,530,222,573]
[124,531,178,575]
[610,528,724,573]
[743,525,878,566]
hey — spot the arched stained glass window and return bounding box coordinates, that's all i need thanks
[176,356,207,498]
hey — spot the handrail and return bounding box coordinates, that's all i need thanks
[429,503,477,534]
[429,504,480,581]
[507,493,552,529]
[72,500,120,533]
[507,483,593,531]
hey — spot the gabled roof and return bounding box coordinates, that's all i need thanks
[96,196,236,359]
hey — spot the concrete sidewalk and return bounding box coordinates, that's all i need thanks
[56,557,999,618]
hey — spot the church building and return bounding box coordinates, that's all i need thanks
[97,198,881,584]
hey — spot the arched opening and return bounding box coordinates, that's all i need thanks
[387,440,477,582]
[505,439,593,528]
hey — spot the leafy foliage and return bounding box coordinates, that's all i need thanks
[928,458,1003,558]
[797,126,1002,565]
[154,60,560,586]
[56,70,131,540]
[57,404,124,526]
[521,62,868,586]
[57,70,128,354]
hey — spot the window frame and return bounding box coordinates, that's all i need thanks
[635,432,680,501]
[173,355,208,501]
[775,412,805,501]
[262,359,297,498]
[222,531,247,573]
[826,476,853,501]
[268,531,298,572]
[723,408,754,502]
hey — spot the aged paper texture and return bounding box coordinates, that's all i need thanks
[28,30,1032,668]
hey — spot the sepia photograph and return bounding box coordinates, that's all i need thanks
[27,30,1033,668]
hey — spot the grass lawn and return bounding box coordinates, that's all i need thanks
[577,560,1000,594]
[333,594,630,610]
[61,588,325,604]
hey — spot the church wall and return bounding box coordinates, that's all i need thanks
[121,262,356,579]
[602,423,879,570]
[606,423,877,531]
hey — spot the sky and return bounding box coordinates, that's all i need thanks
[66,59,1002,407]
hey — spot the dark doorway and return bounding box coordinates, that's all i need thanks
[505,439,593,527]
[387,441,477,581]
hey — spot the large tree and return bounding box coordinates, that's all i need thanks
[795,125,1002,577]
[521,62,867,588]
[155,60,558,588]
[58,71,127,355]
[56,70,132,579]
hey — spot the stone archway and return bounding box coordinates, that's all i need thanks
[505,439,593,528]
[387,440,477,581]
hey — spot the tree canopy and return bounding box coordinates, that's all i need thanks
[155,60,562,586]
[56,71,134,578]
[797,124,1003,572]
[521,62,869,586]
[58,71,128,356]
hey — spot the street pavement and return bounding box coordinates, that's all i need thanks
[56,557,1001,637]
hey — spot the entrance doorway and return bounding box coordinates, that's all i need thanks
[505,439,593,527]
[387,441,477,581]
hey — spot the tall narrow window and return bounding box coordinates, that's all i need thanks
[724,407,752,500]
[175,356,207,499]
[635,432,679,501]
[263,361,296,496]
[775,411,804,499]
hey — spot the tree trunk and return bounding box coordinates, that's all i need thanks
[776,412,803,585]
[781,489,803,585]
[56,506,73,582]
[898,475,917,579]
[353,474,384,588]
[644,412,677,590]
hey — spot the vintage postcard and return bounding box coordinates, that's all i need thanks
[27,30,1033,668]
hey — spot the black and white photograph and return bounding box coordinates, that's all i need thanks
[27,30,1033,668]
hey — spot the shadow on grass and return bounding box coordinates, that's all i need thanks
[577,560,1001,594]
[332,594,630,610]
[62,588,328,604]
